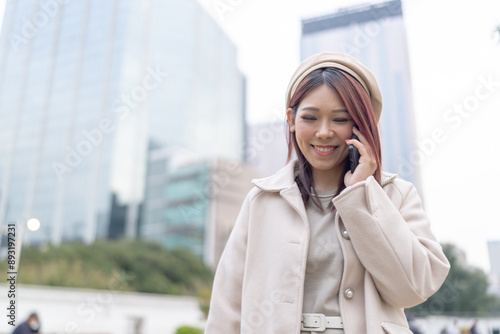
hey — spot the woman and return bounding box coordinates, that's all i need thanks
[205,52,450,334]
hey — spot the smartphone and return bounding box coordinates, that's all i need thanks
[348,134,360,173]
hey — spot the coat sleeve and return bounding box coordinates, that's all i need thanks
[332,176,450,308]
[204,187,258,333]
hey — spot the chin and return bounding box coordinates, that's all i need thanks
[310,161,339,171]
[310,158,348,172]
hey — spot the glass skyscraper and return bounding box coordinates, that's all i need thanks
[301,0,420,188]
[0,0,245,247]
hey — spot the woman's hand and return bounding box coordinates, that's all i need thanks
[344,127,377,187]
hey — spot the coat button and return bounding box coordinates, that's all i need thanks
[344,288,354,299]
[342,229,350,240]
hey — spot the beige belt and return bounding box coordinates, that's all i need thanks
[301,313,343,331]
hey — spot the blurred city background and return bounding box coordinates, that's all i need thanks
[0,0,499,333]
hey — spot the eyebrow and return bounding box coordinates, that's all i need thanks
[300,106,349,113]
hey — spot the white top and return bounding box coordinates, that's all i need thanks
[301,188,345,334]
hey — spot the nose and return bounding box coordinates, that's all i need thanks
[316,120,333,139]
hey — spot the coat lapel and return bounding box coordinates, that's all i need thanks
[252,160,308,224]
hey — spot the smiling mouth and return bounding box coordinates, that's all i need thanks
[312,145,337,152]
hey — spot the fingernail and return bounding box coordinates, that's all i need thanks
[345,139,350,142]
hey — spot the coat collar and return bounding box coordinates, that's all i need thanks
[252,160,307,223]
[252,159,398,191]
[381,171,398,186]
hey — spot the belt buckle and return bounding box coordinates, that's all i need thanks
[301,313,326,332]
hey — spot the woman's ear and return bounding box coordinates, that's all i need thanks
[286,108,295,132]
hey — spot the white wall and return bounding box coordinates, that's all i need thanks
[0,284,205,334]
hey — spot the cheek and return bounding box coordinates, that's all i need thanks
[338,127,353,140]
[295,123,314,140]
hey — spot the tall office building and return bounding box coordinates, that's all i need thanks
[0,0,245,247]
[488,240,500,295]
[301,0,420,187]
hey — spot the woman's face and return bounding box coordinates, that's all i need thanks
[287,84,354,180]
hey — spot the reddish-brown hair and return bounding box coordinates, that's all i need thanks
[286,67,382,212]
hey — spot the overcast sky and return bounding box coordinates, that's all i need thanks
[197,0,500,271]
[0,0,498,271]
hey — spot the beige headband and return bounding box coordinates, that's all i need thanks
[285,52,383,123]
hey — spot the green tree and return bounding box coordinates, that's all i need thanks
[0,239,213,295]
[407,243,500,316]
[197,287,211,319]
[174,325,203,334]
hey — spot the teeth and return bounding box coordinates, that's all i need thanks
[314,146,335,152]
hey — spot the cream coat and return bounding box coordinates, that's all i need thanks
[205,160,450,334]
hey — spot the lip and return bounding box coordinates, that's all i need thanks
[311,145,337,156]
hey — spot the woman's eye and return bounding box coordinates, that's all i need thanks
[333,118,349,123]
[301,116,316,121]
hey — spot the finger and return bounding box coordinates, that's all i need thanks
[352,127,368,145]
[345,138,370,158]
[351,127,373,156]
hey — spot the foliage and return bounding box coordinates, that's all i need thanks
[0,239,213,295]
[407,243,500,316]
[197,287,212,319]
[174,325,203,334]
